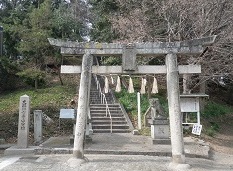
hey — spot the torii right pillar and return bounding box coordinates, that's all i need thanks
[166,53,190,169]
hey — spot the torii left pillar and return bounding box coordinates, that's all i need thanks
[69,53,93,165]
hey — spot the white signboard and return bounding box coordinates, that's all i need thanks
[60,109,75,119]
[192,124,202,135]
[180,97,199,112]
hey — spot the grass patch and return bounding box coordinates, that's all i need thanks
[114,88,168,128]
[0,85,76,115]
[202,101,233,119]
[202,101,233,137]
[0,84,77,142]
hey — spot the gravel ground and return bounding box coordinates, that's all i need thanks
[0,152,233,171]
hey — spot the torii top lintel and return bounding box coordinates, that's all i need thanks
[48,36,216,56]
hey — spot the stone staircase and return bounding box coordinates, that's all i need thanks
[90,104,131,133]
[89,75,132,133]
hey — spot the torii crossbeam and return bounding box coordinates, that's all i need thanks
[48,36,216,169]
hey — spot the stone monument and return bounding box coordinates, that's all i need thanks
[148,98,170,144]
[5,95,39,156]
[17,95,30,148]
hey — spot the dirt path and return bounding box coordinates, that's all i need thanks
[203,114,233,155]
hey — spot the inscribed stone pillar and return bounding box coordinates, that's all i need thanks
[73,53,93,159]
[34,110,43,143]
[122,44,136,71]
[166,54,185,164]
[17,95,30,148]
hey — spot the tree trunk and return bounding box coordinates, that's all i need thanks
[57,66,63,86]
[199,76,206,112]
[35,78,38,91]
[183,74,191,94]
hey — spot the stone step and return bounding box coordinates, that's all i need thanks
[91,120,127,125]
[93,129,131,133]
[90,99,113,102]
[90,104,120,107]
[91,113,124,118]
[90,110,121,113]
[91,111,122,114]
[90,106,121,109]
[90,104,121,109]
[91,117,126,121]
[90,110,121,114]
[91,114,123,117]
[92,124,129,129]
[89,96,101,98]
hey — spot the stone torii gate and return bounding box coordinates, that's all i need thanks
[48,36,216,168]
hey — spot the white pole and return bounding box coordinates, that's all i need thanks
[137,92,142,130]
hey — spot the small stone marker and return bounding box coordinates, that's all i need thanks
[34,110,43,143]
[17,95,30,148]
[192,124,202,135]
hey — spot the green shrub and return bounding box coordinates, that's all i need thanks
[205,122,220,137]
[115,88,168,119]
[205,127,216,137]
[17,68,46,88]
[203,101,233,118]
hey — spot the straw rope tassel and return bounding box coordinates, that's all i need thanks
[115,76,121,92]
[111,75,114,85]
[152,77,158,94]
[128,77,134,93]
[104,76,109,93]
[140,77,146,94]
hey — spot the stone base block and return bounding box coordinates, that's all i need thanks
[4,146,38,156]
[152,138,171,145]
[132,130,140,135]
[168,162,191,171]
[89,129,93,135]
[85,136,92,144]
[70,136,74,145]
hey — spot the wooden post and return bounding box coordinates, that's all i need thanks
[183,74,191,94]
[73,53,93,159]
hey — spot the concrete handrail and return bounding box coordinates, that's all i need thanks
[102,93,113,133]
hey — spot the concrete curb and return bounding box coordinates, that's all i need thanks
[33,147,209,159]
[2,136,210,159]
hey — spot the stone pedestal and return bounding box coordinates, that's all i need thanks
[151,118,170,144]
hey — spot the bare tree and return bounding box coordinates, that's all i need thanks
[107,0,233,91]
